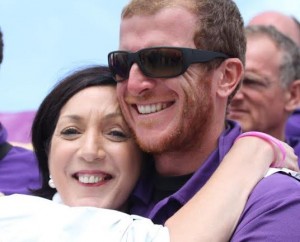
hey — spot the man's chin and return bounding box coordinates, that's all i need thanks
[137,139,165,154]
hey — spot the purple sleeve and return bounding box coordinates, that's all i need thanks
[231,173,300,241]
[286,109,300,139]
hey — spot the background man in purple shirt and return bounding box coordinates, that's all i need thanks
[108,0,300,240]
[0,28,40,195]
[247,10,300,154]
[227,25,300,164]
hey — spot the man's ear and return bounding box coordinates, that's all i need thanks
[285,79,300,112]
[216,58,244,98]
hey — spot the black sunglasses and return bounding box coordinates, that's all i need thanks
[108,46,229,82]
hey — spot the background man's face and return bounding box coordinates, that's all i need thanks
[228,36,288,136]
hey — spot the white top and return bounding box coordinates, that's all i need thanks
[0,194,169,242]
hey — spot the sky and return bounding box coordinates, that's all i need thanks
[0,0,300,112]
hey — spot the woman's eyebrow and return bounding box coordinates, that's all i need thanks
[102,112,123,121]
[58,110,123,123]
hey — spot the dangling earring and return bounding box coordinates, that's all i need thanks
[48,175,56,189]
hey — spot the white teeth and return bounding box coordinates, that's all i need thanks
[78,175,103,184]
[137,103,168,114]
[145,106,151,113]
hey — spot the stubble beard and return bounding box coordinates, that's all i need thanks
[130,77,213,155]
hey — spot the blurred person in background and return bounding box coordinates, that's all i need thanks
[227,25,300,163]
[248,10,300,45]
[248,11,300,145]
[0,27,40,196]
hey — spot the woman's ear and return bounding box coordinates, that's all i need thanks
[216,58,244,98]
[285,79,300,112]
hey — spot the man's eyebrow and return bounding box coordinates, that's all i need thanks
[244,71,268,82]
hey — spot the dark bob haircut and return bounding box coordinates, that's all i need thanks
[31,65,116,199]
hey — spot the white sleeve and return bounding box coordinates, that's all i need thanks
[0,194,169,242]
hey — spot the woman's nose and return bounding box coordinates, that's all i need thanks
[79,135,106,162]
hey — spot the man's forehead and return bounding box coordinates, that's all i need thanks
[119,7,197,50]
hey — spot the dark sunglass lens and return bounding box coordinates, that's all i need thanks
[140,48,183,78]
[108,52,129,81]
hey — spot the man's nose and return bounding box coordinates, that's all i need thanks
[126,63,156,96]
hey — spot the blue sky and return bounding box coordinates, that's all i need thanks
[0,0,300,112]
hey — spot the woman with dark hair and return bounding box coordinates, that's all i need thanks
[0,65,296,241]
[31,65,144,211]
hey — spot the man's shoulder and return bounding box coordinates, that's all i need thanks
[252,170,300,197]
[5,143,36,161]
[246,171,300,214]
[245,171,300,215]
[286,108,300,138]
[2,144,37,173]
[231,172,300,241]
[0,143,39,195]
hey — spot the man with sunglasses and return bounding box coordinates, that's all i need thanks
[108,0,300,240]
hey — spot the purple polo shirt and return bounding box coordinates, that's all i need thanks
[0,124,40,195]
[230,173,300,241]
[286,109,300,139]
[285,109,300,167]
[130,120,300,241]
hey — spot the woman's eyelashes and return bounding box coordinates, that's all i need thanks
[60,127,81,139]
[58,125,130,142]
[106,129,130,142]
